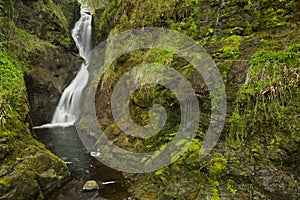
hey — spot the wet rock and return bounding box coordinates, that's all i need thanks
[0,137,11,160]
[83,180,100,191]
[25,48,82,125]
[0,171,41,200]
[0,0,80,199]
[5,0,83,126]
[0,147,70,200]
[253,165,300,199]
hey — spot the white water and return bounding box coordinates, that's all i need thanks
[34,3,92,129]
[214,0,225,36]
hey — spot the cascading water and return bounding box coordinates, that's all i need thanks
[213,0,225,36]
[51,3,92,126]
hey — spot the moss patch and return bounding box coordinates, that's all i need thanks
[0,52,28,133]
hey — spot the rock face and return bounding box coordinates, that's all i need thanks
[25,47,82,125]
[0,52,71,199]
[0,0,83,199]
[10,0,83,126]
[0,0,83,126]
[0,145,70,200]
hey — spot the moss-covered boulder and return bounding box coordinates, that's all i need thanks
[0,52,70,199]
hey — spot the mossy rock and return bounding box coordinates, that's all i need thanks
[0,38,70,200]
[208,157,228,180]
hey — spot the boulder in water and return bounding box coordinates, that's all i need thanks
[83,180,100,191]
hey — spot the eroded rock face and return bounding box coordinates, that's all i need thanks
[2,0,86,127]
[0,51,71,199]
[10,0,83,126]
[14,0,80,50]
[25,47,82,125]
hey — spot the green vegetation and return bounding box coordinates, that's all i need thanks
[0,52,28,134]
[41,0,72,49]
[219,35,241,58]
[0,179,10,187]
[0,49,70,199]
[0,0,76,199]
[0,0,299,198]
[0,60,64,198]
[92,0,300,198]
[0,0,74,53]
[210,187,221,200]
[228,50,299,144]
[208,157,227,180]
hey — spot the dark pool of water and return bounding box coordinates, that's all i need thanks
[34,126,131,200]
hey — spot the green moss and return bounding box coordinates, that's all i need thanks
[228,49,299,150]
[14,28,48,61]
[0,0,75,198]
[95,0,208,41]
[188,139,201,153]
[210,187,221,200]
[243,0,252,11]
[0,131,13,137]
[219,35,241,58]
[0,17,52,64]
[47,0,68,29]
[209,157,228,180]
[29,0,72,49]
[263,8,288,29]
[227,111,246,144]
[91,0,299,198]
[0,178,10,187]
[226,179,237,194]
[0,52,28,133]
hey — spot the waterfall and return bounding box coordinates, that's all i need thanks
[213,0,225,36]
[51,3,92,125]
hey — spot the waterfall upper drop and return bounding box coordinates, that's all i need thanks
[72,4,92,61]
[51,4,92,125]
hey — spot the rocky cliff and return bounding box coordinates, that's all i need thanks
[0,0,82,199]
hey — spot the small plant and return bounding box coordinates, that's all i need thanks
[228,49,299,145]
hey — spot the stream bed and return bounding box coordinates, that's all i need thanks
[35,126,131,200]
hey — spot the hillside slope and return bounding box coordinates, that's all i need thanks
[90,0,300,199]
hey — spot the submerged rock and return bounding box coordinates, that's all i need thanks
[83,180,100,191]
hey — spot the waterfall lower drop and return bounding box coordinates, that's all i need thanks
[51,4,92,125]
[34,4,92,129]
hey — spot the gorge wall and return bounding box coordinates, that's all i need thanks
[90,0,299,199]
[0,0,83,199]
[0,0,299,199]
